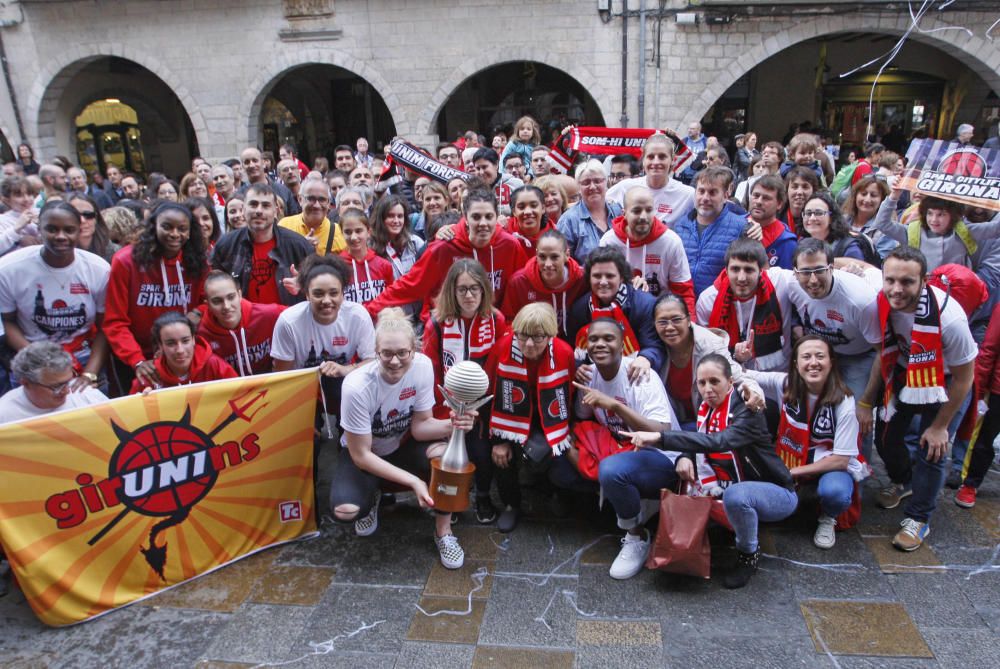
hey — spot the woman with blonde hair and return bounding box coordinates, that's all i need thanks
[334,307,475,568]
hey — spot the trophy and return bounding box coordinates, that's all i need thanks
[430,361,492,512]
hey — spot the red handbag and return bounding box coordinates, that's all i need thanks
[573,420,633,480]
[645,487,712,579]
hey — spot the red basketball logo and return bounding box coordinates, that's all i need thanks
[937,149,987,178]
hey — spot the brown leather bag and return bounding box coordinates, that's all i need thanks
[644,488,712,579]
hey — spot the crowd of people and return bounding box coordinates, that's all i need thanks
[1,115,998,592]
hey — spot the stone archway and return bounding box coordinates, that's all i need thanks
[28,44,207,166]
[420,53,614,139]
[241,49,401,150]
[679,13,1000,129]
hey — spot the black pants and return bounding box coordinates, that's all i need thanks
[329,441,432,518]
[492,428,595,508]
[965,394,1000,488]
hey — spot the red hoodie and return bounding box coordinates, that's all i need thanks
[501,256,585,340]
[505,216,554,251]
[196,298,286,376]
[340,249,395,307]
[365,221,528,321]
[603,215,696,315]
[129,336,237,393]
[104,245,206,367]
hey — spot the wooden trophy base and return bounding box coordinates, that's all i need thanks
[429,457,476,513]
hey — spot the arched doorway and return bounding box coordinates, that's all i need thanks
[37,56,199,178]
[255,64,396,166]
[697,31,996,152]
[436,61,605,145]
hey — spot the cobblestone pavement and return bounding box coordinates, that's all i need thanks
[2,450,998,669]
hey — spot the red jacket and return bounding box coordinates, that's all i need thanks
[501,256,585,340]
[976,303,1000,399]
[365,221,528,321]
[196,298,285,376]
[340,249,395,307]
[422,309,508,419]
[130,336,237,393]
[104,245,205,367]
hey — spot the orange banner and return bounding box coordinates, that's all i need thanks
[0,369,319,626]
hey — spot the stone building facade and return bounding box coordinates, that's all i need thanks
[0,0,998,174]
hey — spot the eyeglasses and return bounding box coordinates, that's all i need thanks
[608,173,628,183]
[655,316,688,327]
[79,211,97,220]
[794,265,832,277]
[803,209,830,218]
[515,332,549,344]
[377,349,413,362]
[456,285,483,296]
[31,373,76,394]
[303,195,330,205]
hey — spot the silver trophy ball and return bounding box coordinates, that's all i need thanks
[443,361,490,403]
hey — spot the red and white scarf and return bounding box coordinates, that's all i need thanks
[694,390,742,491]
[708,269,784,370]
[575,284,640,357]
[775,399,835,470]
[877,286,948,418]
[490,335,574,455]
[547,126,694,176]
[439,313,498,374]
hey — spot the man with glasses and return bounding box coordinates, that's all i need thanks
[607,154,638,188]
[278,179,346,256]
[783,238,881,456]
[0,341,107,423]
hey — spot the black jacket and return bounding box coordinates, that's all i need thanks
[211,224,312,306]
[657,391,794,490]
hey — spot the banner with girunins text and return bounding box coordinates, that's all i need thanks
[900,139,1000,211]
[0,368,319,626]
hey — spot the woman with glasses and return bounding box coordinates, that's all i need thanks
[798,192,873,263]
[0,341,107,423]
[0,201,110,394]
[333,308,474,569]
[271,254,375,425]
[422,259,507,524]
[487,302,577,532]
[652,294,763,431]
[557,160,622,264]
[66,193,119,263]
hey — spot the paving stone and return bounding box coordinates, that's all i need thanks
[140,548,276,612]
[574,646,664,668]
[888,573,987,630]
[202,603,311,664]
[248,564,335,606]
[295,585,421,655]
[194,662,253,669]
[921,627,1000,669]
[396,640,477,667]
[768,528,894,600]
[494,519,599,574]
[969,498,1000,540]
[0,652,61,669]
[863,535,943,574]
[477,576,578,649]
[454,526,502,562]
[284,651,398,669]
[405,595,486,644]
[660,630,824,669]
[800,600,933,658]
[576,619,661,646]
[471,646,575,669]
[423,560,493,600]
[836,658,940,669]
[579,534,620,566]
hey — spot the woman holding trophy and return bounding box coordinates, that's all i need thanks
[333,307,477,569]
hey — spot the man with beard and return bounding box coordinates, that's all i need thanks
[238,147,297,217]
[745,176,796,269]
[212,183,312,306]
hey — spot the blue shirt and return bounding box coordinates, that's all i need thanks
[557,200,623,266]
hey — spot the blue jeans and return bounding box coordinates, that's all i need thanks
[839,350,876,461]
[723,482,798,553]
[799,470,854,518]
[877,392,971,523]
[598,450,678,530]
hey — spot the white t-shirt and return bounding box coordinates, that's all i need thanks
[270,300,375,367]
[605,177,695,227]
[340,353,436,456]
[696,268,794,371]
[599,227,692,297]
[783,268,881,356]
[0,386,109,424]
[0,247,109,346]
[864,286,978,374]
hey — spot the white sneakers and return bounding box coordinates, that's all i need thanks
[813,515,837,549]
[435,533,465,569]
[609,530,650,580]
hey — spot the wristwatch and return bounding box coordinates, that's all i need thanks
[82,372,98,384]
